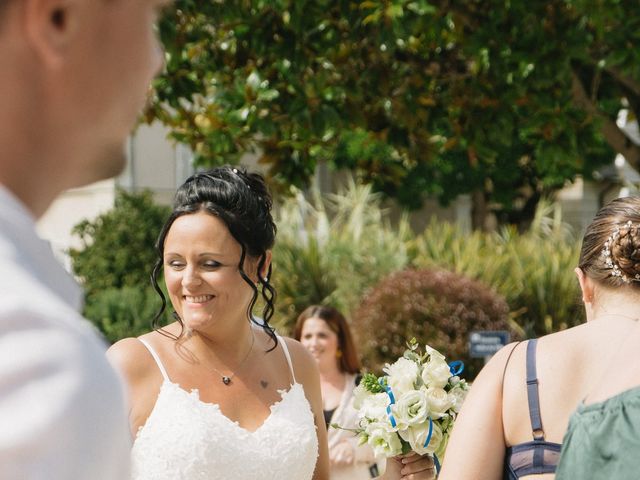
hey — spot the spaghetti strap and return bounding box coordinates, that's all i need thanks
[138,338,170,382]
[277,335,297,384]
[526,338,545,441]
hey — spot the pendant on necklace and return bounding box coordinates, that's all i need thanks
[222,376,232,386]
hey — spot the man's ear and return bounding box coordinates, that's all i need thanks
[22,0,81,68]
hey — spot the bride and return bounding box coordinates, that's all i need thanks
[108,166,435,480]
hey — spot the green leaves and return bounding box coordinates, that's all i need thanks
[69,189,172,342]
[147,0,637,225]
[69,189,170,299]
[362,373,386,394]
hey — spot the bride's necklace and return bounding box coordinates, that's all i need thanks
[206,330,255,386]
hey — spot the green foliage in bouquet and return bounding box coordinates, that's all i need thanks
[354,268,513,378]
[360,372,386,394]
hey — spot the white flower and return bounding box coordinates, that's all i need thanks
[448,384,469,413]
[421,355,451,389]
[366,422,403,458]
[424,386,454,419]
[391,389,429,430]
[358,392,391,424]
[352,382,369,410]
[383,357,419,394]
[399,421,444,455]
[425,345,446,361]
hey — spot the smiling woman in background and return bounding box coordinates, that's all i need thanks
[295,305,380,480]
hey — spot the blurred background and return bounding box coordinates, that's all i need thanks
[37,1,640,379]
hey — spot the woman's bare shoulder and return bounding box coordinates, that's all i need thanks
[278,336,318,383]
[107,333,164,384]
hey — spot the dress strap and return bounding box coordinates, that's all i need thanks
[138,338,170,382]
[501,341,522,388]
[277,335,297,384]
[526,338,545,441]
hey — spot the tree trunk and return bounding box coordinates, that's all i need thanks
[471,189,488,231]
[570,69,640,170]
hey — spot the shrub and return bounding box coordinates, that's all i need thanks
[70,189,170,300]
[273,180,410,332]
[409,200,582,337]
[70,189,171,341]
[85,286,173,344]
[353,268,514,379]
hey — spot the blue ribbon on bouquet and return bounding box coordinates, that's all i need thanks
[422,418,442,474]
[434,454,441,474]
[423,417,433,448]
[380,378,398,428]
[422,418,441,473]
[449,360,464,376]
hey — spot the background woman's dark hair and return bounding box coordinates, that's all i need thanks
[151,166,278,349]
[294,305,361,374]
[578,196,640,289]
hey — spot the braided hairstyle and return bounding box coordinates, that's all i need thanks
[151,166,278,349]
[578,196,640,288]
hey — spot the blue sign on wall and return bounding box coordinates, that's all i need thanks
[469,330,510,358]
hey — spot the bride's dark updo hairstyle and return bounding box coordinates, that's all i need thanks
[578,196,640,289]
[151,166,278,348]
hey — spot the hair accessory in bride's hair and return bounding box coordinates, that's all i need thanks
[601,220,640,284]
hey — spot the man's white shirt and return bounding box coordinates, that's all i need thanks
[0,185,130,479]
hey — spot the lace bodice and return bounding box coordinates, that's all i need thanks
[131,338,319,480]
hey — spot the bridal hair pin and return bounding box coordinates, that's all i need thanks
[601,220,640,284]
[231,167,253,192]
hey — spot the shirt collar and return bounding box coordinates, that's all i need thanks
[0,184,83,311]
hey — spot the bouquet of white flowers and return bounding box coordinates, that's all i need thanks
[335,339,469,471]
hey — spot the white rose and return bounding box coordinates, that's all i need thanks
[352,382,369,410]
[425,345,446,361]
[391,389,429,430]
[366,422,403,458]
[425,386,454,419]
[359,392,391,424]
[383,357,419,394]
[399,421,444,455]
[421,356,451,389]
[448,384,469,413]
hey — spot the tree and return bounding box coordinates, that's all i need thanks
[70,189,172,341]
[148,0,638,227]
[70,189,170,300]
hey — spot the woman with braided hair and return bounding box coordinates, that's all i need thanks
[555,197,640,479]
[439,196,640,480]
[107,166,436,480]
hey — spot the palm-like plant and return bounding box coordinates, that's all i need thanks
[272,180,410,332]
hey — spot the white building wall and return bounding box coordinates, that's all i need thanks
[36,179,117,270]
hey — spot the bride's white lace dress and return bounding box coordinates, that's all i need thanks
[131,338,319,480]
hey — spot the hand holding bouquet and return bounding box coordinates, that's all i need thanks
[335,339,469,469]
